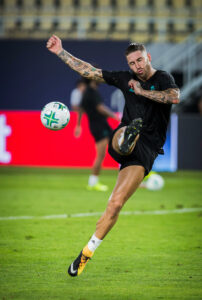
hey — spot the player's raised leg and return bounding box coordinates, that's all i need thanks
[112,118,142,155]
[68,165,145,277]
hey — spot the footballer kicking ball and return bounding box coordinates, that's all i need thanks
[41,101,70,130]
[145,173,165,191]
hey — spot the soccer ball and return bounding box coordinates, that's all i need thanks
[41,101,70,130]
[145,174,165,191]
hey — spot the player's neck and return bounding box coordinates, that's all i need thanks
[137,67,156,82]
[147,67,157,80]
[90,81,98,89]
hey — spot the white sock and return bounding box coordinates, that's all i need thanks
[118,132,124,147]
[87,234,102,252]
[88,175,98,186]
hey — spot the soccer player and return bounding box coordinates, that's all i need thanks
[46,35,180,277]
[75,78,120,191]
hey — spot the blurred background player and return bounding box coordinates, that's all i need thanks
[74,78,120,191]
[70,78,87,111]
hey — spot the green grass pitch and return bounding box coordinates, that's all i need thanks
[0,167,202,300]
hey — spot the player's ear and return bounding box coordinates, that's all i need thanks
[147,53,152,62]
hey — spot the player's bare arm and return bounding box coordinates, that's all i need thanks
[47,35,105,83]
[76,107,84,127]
[129,79,180,104]
[74,107,83,137]
[96,104,120,122]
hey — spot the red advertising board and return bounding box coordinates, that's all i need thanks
[0,111,119,168]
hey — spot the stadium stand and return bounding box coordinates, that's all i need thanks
[1,0,201,41]
[0,0,201,108]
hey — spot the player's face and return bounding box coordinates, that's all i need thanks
[78,83,86,93]
[126,50,151,80]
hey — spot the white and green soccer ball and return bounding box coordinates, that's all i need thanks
[41,101,70,130]
[146,173,165,191]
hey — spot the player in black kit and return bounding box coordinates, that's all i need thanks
[47,35,180,277]
[75,79,120,191]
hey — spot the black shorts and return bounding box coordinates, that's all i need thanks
[90,122,113,142]
[108,126,158,176]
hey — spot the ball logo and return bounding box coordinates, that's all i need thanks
[0,114,12,163]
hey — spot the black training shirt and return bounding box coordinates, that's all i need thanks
[102,70,178,152]
[81,86,108,127]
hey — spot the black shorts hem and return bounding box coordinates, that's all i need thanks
[90,124,113,142]
[108,127,158,177]
[119,161,147,176]
[94,134,111,143]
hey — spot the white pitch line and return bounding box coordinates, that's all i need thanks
[0,207,201,221]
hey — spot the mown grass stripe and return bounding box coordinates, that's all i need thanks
[0,207,201,221]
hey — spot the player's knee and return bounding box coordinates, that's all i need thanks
[108,196,125,218]
[108,202,122,219]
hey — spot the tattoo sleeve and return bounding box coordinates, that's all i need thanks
[57,49,105,83]
[141,88,180,104]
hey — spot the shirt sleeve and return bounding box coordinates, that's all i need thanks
[159,71,178,91]
[102,70,123,88]
[70,89,82,107]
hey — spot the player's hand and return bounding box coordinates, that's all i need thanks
[74,125,82,137]
[128,79,143,95]
[46,35,63,55]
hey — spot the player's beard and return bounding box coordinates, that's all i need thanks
[134,61,151,81]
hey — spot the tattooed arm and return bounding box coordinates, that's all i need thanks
[58,50,105,83]
[128,79,180,104]
[46,35,105,83]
